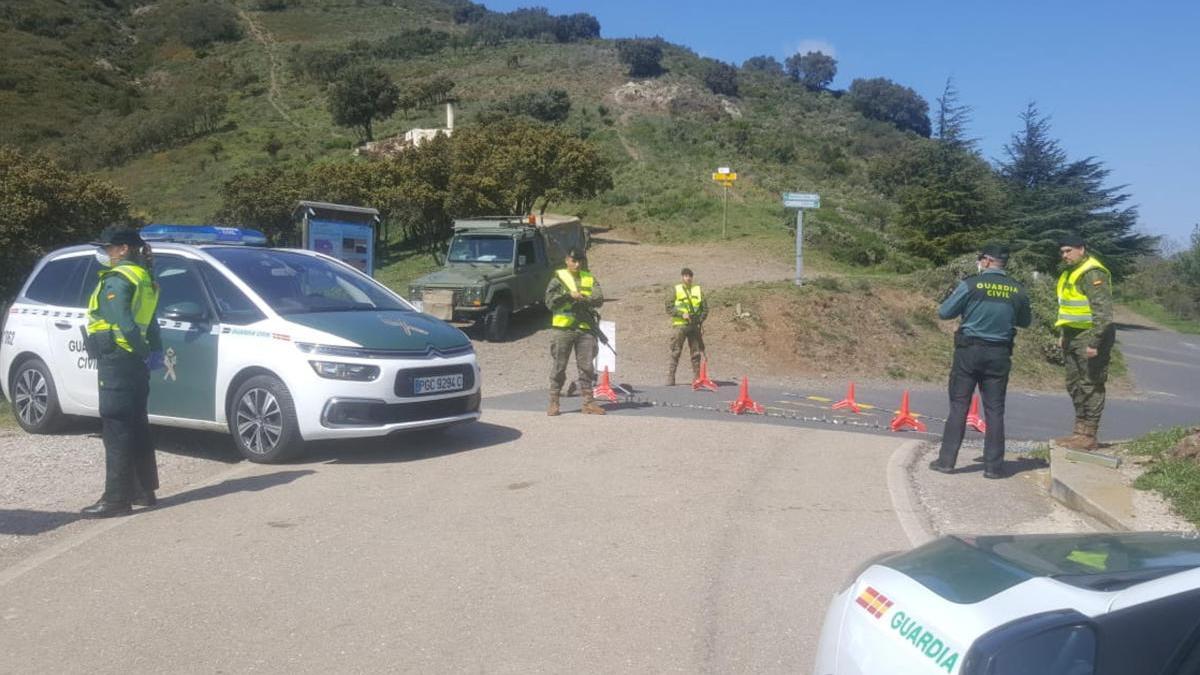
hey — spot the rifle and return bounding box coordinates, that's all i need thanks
[572,301,616,356]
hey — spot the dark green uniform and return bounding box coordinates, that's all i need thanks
[665,284,707,383]
[1062,267,1115,426]
[91,262,162,505]
[545,270,604,397]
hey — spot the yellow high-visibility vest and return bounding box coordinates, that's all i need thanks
[86,263,159,353]
[1055,256,1110,329]
[551,269,595,329]
[672,283,703,326]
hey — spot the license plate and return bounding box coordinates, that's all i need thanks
[413,373,464,395]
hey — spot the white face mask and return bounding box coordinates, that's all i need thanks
[95,248,114,268]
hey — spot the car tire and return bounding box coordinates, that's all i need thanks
[10,358,64,434]
[484,298,512,342]
[228,374,303,463]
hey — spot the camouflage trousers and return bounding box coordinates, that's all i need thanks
[1063,326,1115,425]
[668,324,706,378]
[549,328,598,395]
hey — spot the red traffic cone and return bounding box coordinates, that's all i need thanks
[832,381,862,414]
[593,367,618,402]
[729,377,765,415]
[890,390,927,432]
[692,357,718,392]
[966,392,987,433]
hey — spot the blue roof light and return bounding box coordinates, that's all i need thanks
[140,224,268,246]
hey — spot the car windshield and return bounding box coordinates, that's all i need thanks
[884,533,1200,603]
[447,235,514,263]
[207,248,409,315]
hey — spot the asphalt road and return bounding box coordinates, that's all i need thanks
[1,411,913,673]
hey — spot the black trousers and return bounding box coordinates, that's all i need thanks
[937,341,1012,471]
[99,357,158,503]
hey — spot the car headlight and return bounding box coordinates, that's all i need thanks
[308,360,380,381]
[462,286,484,306]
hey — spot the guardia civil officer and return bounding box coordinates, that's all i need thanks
[1053,233,1114,451]
[81,225,164,518]
[665,267,707,386]
[545,248,606,416]
[929,244,1031,479]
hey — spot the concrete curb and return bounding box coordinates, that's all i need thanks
[1048,446,1134,531]
[887,439,937,547]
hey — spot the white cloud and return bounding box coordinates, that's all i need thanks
[791,39,836,58]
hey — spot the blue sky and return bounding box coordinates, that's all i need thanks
[483,1,1200,247]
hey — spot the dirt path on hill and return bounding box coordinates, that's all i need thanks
[239,9,302,129]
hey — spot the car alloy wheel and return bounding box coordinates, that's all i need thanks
[235,387,283,455]
[14,367,49,427]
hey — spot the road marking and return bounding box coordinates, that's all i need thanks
[887,440,935,547]
[1124,353,1200,369]
[0,461,255,589]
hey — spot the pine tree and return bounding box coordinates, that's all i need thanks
[934,78,976,151]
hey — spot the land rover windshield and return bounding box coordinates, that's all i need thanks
[447,235,514,264]
[208,248,408,315]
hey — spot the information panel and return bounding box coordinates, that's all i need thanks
[306,219,375,275]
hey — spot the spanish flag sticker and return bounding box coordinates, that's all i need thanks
[1092,279,1104,286]
[106,293,117,300]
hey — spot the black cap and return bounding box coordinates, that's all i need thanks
[1059,232,1087,248]
[91,225,145,248]
[566,248,586,260]
[978,243,1009,263]
[681,267,693,277]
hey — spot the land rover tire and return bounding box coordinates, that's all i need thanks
[484,297,512,342]
[229,374,303,463]
[10,358,65,434]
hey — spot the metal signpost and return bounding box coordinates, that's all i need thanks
[782,192,820,285]
[711,167,737,238]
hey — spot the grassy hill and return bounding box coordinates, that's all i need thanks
[1,0,917,271]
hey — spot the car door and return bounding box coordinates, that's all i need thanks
[38,254,101,412]
[149,254,219,421]
[513,237,541,310]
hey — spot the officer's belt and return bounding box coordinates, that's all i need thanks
[955,332,1012,349]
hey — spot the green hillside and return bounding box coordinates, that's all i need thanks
[1,0,917,269]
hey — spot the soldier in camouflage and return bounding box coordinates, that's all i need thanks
[545,249,606,416]
[1054,233,1115,451]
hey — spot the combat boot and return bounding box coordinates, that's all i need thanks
[1060,422,1100,451]
[1054,420,1087,447]
[547,391,561,417]
[581,394,607,415]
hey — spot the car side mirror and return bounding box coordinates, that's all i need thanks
[162,301,208,323]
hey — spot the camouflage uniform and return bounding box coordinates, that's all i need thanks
[665,284,707,385]
[545,270,605,414]
[1061,266,1115,438]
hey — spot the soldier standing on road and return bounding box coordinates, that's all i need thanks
[545,248,606,417]
[665,267,707,386]
[81,226,164,518]
[929,244,1032,479]
[1054,233,1115,451]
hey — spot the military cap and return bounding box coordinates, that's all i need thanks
[91,225,145,248]
[978,243,1010,263]
[1058,232,1087,248]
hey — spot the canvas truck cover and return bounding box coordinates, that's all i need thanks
[451,215,586,261]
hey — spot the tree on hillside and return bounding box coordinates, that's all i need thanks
[449,118,613,216]
[785,51,837,90]
[327,65,400,142]
[498,89,572,123]
[998,103,1156,276]
[934,77,976,150]
[617,39,664,78]
[742,55,785,76]
[555,13,601,42]
[703,60,739,97]
[215,166,307,243]
[0,147,130,299]
[847,78,931,137]
[398,76,456,118]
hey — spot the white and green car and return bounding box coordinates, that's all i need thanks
[1,226,480,462]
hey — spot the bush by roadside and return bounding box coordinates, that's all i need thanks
[1125,427,1200,527]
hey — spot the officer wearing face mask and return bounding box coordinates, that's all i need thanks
[81,225,164,518]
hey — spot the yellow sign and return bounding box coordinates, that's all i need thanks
[712,172,738,182]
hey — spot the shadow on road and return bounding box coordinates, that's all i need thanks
[960,455,1049,477]
[0,470,315,535]
[310,421,522,464]
[1115,321,1158,332]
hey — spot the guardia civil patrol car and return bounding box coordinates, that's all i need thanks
[814,532,1200,675]
[1,226,480,462]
